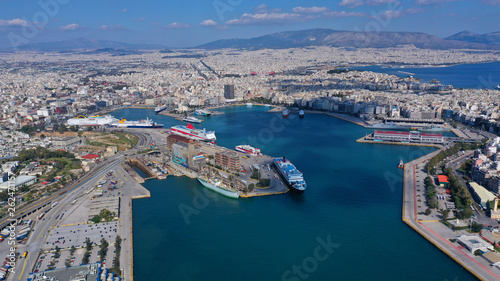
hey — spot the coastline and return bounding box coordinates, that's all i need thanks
[402,149,500,281]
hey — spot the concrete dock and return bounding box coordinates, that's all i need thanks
[402,150,500,281]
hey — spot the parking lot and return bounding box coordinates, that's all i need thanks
[45,221,118,249]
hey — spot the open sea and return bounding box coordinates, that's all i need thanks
[111,106,477,280]
[353,61,500,89]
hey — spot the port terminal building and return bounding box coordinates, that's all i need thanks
[456,235,494,253]
[373,130,444,143]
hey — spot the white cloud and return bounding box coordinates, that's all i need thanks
[323,11,366,17]
[226,12,304,25]
[415,0,456,4]
[292,6,329,13]
[0,18,28,27]
[99,24,128,31]
[166,22,190,29]
[374,7,424,19]
[200,19,218,26]
[367,0,399,4]
[339,0,365,7]
[59,23,83,31]
[121,8,128,13]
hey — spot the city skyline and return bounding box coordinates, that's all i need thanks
[1,0,500,49]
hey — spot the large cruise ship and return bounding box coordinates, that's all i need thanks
[273,157,306,193]
[235,145,261,156]
[197,176,239,199]
[110,118,163,128]
[170,123,216,142]
[67,115,118,126]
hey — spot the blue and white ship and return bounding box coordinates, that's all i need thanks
[273,157,306,193]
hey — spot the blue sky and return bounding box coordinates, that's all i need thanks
[1,0,499,48]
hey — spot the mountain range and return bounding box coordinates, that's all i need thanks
[196,28,500,50]
[6,29,500,51]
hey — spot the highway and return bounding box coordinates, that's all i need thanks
[11,155,125,280]
[3,129,154,280]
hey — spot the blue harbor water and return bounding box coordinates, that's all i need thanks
[353,61,500,89]
[115,107,476,281]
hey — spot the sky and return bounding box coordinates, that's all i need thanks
[0,0,499,48]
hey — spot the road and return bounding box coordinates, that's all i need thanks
[403,150,500,281]
[11,155,125,281]
[4,129,154,280]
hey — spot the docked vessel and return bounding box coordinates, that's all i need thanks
[155,106,167,113]
[197,176,239,199]
[273,157,306,193]
[419,125,451,132]
[195,109,212,116]
[495,85,500,90]
[299,110,305,118]
[170,123,216,142]
[110,118,163,128]
[282,108,290,118]
[246,103,253,106]
[398,159,404,169]
[182,116,202,123]
[67,115,118,126]
[365,122,406,130]
[235,145,261,156]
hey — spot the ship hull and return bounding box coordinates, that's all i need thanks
[272,161,306,193]
[197,177,239,199]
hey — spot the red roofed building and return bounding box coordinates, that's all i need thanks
[438,175,450,187]
[81,154,99,160]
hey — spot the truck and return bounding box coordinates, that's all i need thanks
[38,213,45,220]
[51,202,58,208]
[19,228,30,235]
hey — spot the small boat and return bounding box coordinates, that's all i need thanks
[282,108,290,118]
[195,109,212,116]
[155,106,167,113]
[495,85,500,90]
[299,110,305,118]
[398,159,404,169]
[182,116,202,123]
[246,103,253,106]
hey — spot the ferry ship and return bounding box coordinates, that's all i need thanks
[170,123,216,142]
[365,122,406,130]
[197,176,239,199]
[67,115,118,126]
[182,116,202,123]
[299,110,305,118]
[110,118,163,128]
[273,157,306,193]
[195,109,212,116]
[155,106,167,113]
[282,108,290,118]
[235,145,261,156]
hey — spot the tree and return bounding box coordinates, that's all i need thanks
[91,215,102,224]
[247,183,255,192]
[425,208,432,215]
[471,221,483,233]
[462,208,473,219]
[442,209,450,220]
[70,245,76,256]
[85,237,92,251]
[54,246,61,258]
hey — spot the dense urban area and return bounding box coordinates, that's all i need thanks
[2,46,500,280]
